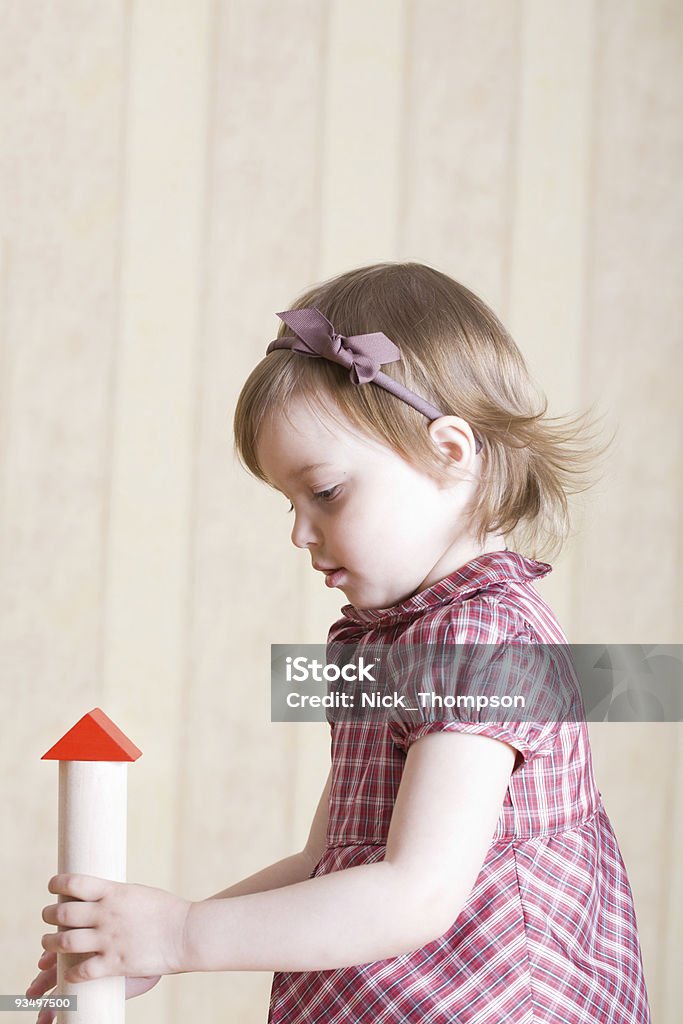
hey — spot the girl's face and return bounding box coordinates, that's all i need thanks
[256,397,503,610]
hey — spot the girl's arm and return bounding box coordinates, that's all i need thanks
[182,730,515,972]
[203,769,332,899]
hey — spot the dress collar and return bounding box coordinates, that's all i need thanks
[338,549,552,627]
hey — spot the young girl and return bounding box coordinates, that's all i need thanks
[30,262,651,1023]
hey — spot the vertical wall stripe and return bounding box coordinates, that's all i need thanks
[578,0,683,645]
[507,0,594,634]
[661,726,683,1020]
[102,0,211,920]
[0,240,8,554]
[317,0,407,275]
[403,0,520,308]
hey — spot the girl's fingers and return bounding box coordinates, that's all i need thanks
[48,874,107,902]
[38,950,56,968]
[41,900,98,928]
[26,965,57,997]
[41,928,101,956]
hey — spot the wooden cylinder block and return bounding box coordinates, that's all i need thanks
[56,760,128,1024]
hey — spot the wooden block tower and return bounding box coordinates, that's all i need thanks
[42,708,142,1024]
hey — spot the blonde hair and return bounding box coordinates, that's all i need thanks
[233,261,613,562]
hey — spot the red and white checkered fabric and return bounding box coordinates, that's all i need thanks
[268,550,651,1023]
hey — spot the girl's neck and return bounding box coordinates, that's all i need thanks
[415,533,508,597]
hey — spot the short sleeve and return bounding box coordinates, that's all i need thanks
[386,633,574,774]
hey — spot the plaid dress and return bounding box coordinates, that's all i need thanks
[268,550,651,1023]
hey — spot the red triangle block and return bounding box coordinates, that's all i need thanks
[42,708,143,762]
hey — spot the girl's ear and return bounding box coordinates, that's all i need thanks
[427,416,477,469]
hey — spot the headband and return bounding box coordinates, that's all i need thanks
[266,307,483,454]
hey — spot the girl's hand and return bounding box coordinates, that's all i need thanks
[40,874,191,981]
[26,951,161,1024]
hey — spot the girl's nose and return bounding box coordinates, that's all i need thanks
[290,509,322,550]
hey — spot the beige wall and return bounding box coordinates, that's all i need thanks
[1,1,681,1021]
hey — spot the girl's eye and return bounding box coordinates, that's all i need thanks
[314,486,339,502]
[286,487,340,513]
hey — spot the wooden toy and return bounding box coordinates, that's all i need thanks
[42,708,142,1023]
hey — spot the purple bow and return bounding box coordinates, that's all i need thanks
[267,307,401,385]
